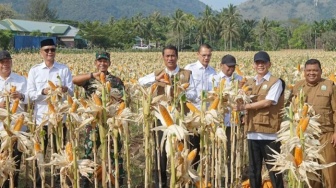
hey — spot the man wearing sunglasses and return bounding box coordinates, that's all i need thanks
[27,38,74,186]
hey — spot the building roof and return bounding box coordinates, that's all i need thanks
[0,19,78,37]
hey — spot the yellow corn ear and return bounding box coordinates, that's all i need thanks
[93,94,102,106]
[10,85,16,93]
[167,105,173,113]
[177,142,184,152]
[242,179,250,188]
[100,72,106,84]
[151,83,158,94]
[220,79,226,90]
[48,80,57,90]
[236,66,243,76]
[106,81,111,93]
[80,98,88,108]
[297,64,301,71]
[117,102,125,115]
[301,104,308,117]
[34,142,42,152]
[65,142,73,161]
[130,78,137,84]
[159,104,174,126]
[67,95,73,105]
[13,114,24,131]
[181,83,190,90]
[328,74,336,82]
[96,165,116,184]
[70,102,78,113]
[11,98,20,114]
[242,85,250,92]
[241,77,247,84]
[294,146,303,166]
[48,101,56,113]
[163,73,170,84]
[296,117,310,137]
[287,84,294,90]
[186,102,201,114]
[209,97,219,110]
[262,180,273,188]
[187,149,197,163]
[195,180,211,188]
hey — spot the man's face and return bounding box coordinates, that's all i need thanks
[40,45,56,62]
[197,47,212,67]
[0,58,12,76]
[163,49,178,71]
[95,58,110,72]
[253,60,271,76]
[220,64,235,77]
[304,64,322,84]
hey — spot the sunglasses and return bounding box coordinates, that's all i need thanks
[43,48,56,53]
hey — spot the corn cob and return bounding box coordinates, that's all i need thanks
[96,165,115,184]
[186,102,201,115]
[220,79,226,90]
[301,104,308,117]
[48,101,56,113]
[11,98,20,114]
[100,72,106,83]
[106,81,111,93]
[236,66,243,76]
[93,94,102,106]
[297,64,301,72]
[163,73,170,84]
[34,142,42,152]
[158,104,174,126]
[187,149,197,163]
[177,142,184,152]
[181,83,190,90]
[262,180,273,188]
[294,146,303,166]
[117,102,125,115]
[65,142,73,161]
[13,114,24,131]
[195,179,211,188]
[296,117,309,137]
[48,80,57,90]
[151,83,158,94]
[10,85,16,93]
[67,95,73,105]
[242,85,250,92]
[208,97,219,110]
[79,98,88,108]
[70,102,78,113]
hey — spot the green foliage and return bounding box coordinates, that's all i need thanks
[320,31,336,50]
[0,29,13,50]
[29,30,43,36]
[288,24,312,49]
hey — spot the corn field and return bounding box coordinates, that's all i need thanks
[1,50,336,188]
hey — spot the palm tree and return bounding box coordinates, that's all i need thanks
[239,19,258,50]
[199,6,216,45]
[219,4,242,50]
[132,13,146,41]
[169,9,188,51]
[256,17,271,49]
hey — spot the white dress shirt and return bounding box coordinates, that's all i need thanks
[138,66,197,101]
[184,61,216,109]
[211,71,242,126]
[27,62,74,125]
[247,72,283,140]
[0,72,28,130]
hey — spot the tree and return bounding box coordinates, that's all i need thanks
[0,30,13,50]
[255,17,271,49]
[0,4,18,19]
[26,0,58,21]
[239,19,258,50]
[219,4,242,50]
[169,9,188,51]
[288,24,313,49]
[78,21,111,50]
[199,6,216,45]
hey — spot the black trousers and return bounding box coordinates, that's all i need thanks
[153,129,168,188]
[247,139,284,188]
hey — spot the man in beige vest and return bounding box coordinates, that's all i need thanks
[234,51,284,188]
[139,45,197,188]
[289,59,336,188]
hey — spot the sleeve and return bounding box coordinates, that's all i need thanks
[265,79,283,105]
[63,67,74,96]
[138,73,156,87]
[331,85,336,131]
[27,67,44,101]
[185,75,197,101]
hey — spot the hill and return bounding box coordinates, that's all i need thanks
[0,0,206,22]
[237,0,336,22]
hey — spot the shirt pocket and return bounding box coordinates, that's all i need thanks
[253,111,270,125]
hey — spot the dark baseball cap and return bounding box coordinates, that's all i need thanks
[254,51,270,62]
[40,38,55,47]
[96,52,110,60]
[0,50,12,61]
[221,54,236,66]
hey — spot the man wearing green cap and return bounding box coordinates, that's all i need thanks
[73,51,125,186]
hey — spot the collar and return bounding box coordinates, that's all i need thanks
[165,66,180,76]
[254,72,271,81]
[41,61,59,69]
[0,72,12,81]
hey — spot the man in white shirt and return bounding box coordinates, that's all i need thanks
[183,44,216,171]
[234,51,284,188]
[27,38,74,186]
[139,45,196,188]
[0,50,28,188]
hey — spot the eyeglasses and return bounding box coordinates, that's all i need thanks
[43,48,56,53]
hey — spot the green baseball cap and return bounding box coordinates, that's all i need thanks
[96,51,110,60]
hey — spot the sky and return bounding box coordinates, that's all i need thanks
[199,0,247,10]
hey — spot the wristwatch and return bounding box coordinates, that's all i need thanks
[20,93,25,101]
